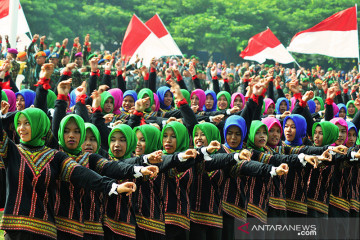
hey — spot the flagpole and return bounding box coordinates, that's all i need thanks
[9,0,19,48]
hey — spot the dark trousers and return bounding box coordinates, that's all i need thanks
[57,230,83,240]
[267,207,287,238]
[136,227,165,240]
[4,230,52,240]
[221,212,234,240]
[103,226,133,240]
[84,233,104,240]
[328,206,350,240]
[189,222,222,240]
[165,224,189,240]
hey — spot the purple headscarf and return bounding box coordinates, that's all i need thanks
[108,88,123,115]
[230,92,245,109]
[290,97,296,112]
[264,98,275,115]
[330,117,348,146]
[191,89,206,111]
[153,93,160,112]
[262,117,283,148]
[3,89,16,112]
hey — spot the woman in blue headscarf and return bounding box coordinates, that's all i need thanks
[15,89,36,111]
[156,86,173,111]
[122,90,137,113]
[275,97,289,114]
[336,103,347,119]
[307,100,316,114]
[203,90,217,112]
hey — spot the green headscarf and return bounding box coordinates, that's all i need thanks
[193,122,221,145]
[100,91,115,113]
[1,90,8,102]
[175,89,190,109]
[138,88,155,112]
[85,123,101,153]
[261,100,265,115]
[133,125,161,154]
[346,100,358,117]
[14,108,50,147]
[312,122,339,146]
[58,114,86,155]
[216,91,231,110]
[108,124,136,159]
[313,97,324,111]
[247,120,268,151]
[47,89,57,109]
[161,121,189,154]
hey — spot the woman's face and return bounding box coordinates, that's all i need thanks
[205,94,214,110]
[233,96,243,110]
[339,108,346,119]
[284,119,296,142]
[135,130,146,156]
[268,125,281,146]
[335,124,347,146]
[279,101,288,114]
[162,127,177,154]
[103,98,114,114]
[193,128,208,148]
[122,96,135,111]
[81,129,98,154]
[254,126,268,149]
[16,95,25,111]
[348,103,356,115]
[267,104,275,115]
[191,94,200,108]
[64,118,81,150]
[346,128,357,148]
[217,95,228,110]
[164,91,173,107]
[313,125,323,147]
[16,114,31,142]
[314,99,321,112]
[110,131,127,158]
[226,125,242,149]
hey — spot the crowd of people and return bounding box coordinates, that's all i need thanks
[0,33,360,240]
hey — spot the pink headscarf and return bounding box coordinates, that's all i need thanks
[230,92,245,109]
[153,93,160,112]
[264,98,275,115]
[3,89,16,112]
[290,97,296,112]
[108,88,124,115]
[262,117,283,148]
[330,117,348,146]
[190,89,206,111]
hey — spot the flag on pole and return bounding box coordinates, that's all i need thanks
[145,14,182,56]
[287,6,359,59]
[240,28,295,64]
[121,14,169,66]
[0,0,30,36]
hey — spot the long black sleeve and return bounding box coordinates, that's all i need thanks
[193,76,202,89]
[116,73,126,93]
[179,103,199,137]
[268,81,275,102]
[92,111,110,151]
[74,101,90,122]
[52,99,67,143]
[87,74,98,97]
[276,87,286,98]
[336,93,343,104]
[224,81,231,93]
[241,98,257,139]
[102,73,112,89]
[352,109,360,131]
[34,85,48,114]
[148,70,157,93]
[325,102,333,121]
[212,77,220,94]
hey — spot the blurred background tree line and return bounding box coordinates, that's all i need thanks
[21,0,360,70]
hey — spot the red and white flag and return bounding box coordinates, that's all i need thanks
[145,14,182,56]
[121,14,169,66]
[240,28,295,64]
[0,0,30,36]
[287,6,359,59]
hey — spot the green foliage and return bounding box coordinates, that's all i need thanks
[21,0,360,68]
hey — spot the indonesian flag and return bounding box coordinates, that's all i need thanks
[121,14,169,66]
[145,14,182,56]
[240,28,295,64]
[0,0,30,36]
[287,6,359,59]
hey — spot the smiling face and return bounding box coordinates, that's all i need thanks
[346,128,356,148]
[279,101,288,114]
[268,125,281,146]
[110,131,127,158]
[205,94,214,110]
[226,125,242,149]
[16,114,32,142]
[313,125,323,147]
[164,91,173,107]
[81,128,98,154]
[162,127,177,154]
[348,103,356,115]
[254,126,268,149]
[284,119,296,142]
[135,130,146,156]
[193,128,208,148]
[103,98,114,114]
[63,118,81,150]
[122,96,135,111]
[217,95,228,110]
[16,95,26,111]
[335,124,347,146]
[233,96,243,109]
